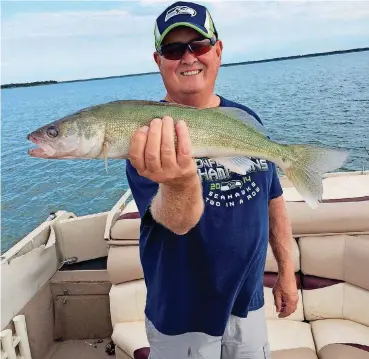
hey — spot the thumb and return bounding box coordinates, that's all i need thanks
[274,289,282,313]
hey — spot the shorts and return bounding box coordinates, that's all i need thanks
[145,306,271,359]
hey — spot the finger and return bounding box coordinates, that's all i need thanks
[176,120,193,167]
[274,291,282,313]
[161,116,177,170]
[145,118,162,172]
[279,305,292,318]
[279,298,297,318]
[128,126,149,173]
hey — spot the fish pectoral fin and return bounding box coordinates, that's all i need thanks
[212,156,254,175]
[103,141,109,173]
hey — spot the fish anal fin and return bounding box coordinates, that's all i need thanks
[212,156,254,175]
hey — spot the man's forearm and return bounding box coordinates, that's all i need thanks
[151,176,204,235]
[268,196,295,275]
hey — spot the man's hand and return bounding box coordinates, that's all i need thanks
[272,272,299,318]
[128,116,204,235]
[129,116,198,188]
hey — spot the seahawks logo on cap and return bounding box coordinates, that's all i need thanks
[165,6,197,22]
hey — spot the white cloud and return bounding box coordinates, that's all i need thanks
[3,9,153,39]
[2,1,369,84]
[207,1,369,61]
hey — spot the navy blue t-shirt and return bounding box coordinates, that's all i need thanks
[125,95,283,336]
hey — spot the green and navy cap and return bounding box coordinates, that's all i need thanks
[154,1,218,50]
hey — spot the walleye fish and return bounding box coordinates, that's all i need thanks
[27,100,348,209]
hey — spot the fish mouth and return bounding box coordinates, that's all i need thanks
[28,147,50,158]
[27,133,40,144]
[27,133,56,158]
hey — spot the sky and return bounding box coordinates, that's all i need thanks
[2,0,369,84]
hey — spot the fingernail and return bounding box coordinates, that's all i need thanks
[151,118,161,125]
[140,126,149,133]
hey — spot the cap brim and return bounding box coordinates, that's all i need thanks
[156,22,214,49]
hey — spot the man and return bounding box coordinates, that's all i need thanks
[126,1,299,358]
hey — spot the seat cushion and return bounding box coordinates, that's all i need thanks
[267,320,316,352]
[107,246,143,285]
[109,280,146,326]
[284,200,369,236]
[265,237,300,272]
[299,234,369,291]
[112,321,149,359]
[302,277,369,326]
[111,200,141,240]
[318,344,369,359]
[271,347,318,359]
[311,319,369,358]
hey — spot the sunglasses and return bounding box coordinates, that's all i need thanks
[157,36,217,60]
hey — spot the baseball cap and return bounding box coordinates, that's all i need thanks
[154,1,218,50]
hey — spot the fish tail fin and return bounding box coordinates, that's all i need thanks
[282,144,348,209]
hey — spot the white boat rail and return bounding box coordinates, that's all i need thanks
[0,315,32,359]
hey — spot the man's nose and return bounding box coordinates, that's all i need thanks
[181,47,197,64]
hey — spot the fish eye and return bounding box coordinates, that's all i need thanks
[46,126,59,138]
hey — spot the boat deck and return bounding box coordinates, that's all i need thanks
[46,338,115,359]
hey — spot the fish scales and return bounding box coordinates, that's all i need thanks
[26,99,349,209]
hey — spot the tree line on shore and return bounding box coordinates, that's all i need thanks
[2,47,368,89]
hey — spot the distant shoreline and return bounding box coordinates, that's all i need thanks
[2,47,368,89]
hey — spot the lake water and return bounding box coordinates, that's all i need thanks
[1,51,369,252]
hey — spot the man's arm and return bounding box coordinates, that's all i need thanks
[151,176,204,235]
[268,195,299,317]
[129,116,204,235]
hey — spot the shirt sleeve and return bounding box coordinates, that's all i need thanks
[125,160,159,223]
[269,163,283,200]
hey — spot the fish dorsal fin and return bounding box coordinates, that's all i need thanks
[212,156,255,175]
[214,107,268,136]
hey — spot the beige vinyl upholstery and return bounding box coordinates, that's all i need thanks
[285,201,369,236]
[107,246,143,285]
[299,234,369,291]
[300,234,369,359]
[283,171,369,237]
[107,172,369,359]
[110,200,140,241]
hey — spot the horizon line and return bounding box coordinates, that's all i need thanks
[2,46,369,88]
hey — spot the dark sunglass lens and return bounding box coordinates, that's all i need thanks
[161,43,186,60]
[190,40,212,56]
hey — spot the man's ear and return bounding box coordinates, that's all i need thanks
[153,51,161,68]
[216,40,223,57]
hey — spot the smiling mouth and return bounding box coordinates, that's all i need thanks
[180,69,203,76]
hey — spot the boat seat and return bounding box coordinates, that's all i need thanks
[267,320,317,359]
[283,173,369,237]
[109,237,319,359]
[106,198,143,284]
[106,172,369,359]
[300,234,369,359]
[311,319,369,359]
[110,200,140,241]
[263,237,317,359]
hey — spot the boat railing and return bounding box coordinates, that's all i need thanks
[104,188,132,241]
[0,315,32,359]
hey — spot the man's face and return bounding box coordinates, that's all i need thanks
[154,27,223,96]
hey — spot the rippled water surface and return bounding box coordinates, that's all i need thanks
[2,51,369,252]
